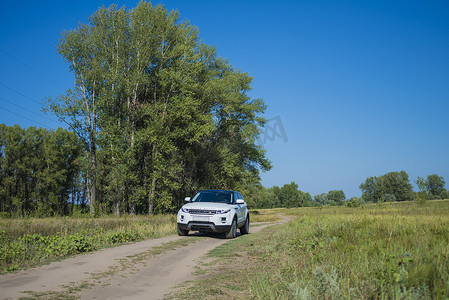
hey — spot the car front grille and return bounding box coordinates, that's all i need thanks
[188,209,217,215]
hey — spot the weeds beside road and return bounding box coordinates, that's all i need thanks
[0,214,176,273]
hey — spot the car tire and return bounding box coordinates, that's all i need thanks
[225,218,237,239]
[240,215,249,235]
[177,225,189,236]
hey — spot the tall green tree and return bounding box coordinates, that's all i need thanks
[379,171,414,202]
[359,176,381,203]
[415,176,427,203]
[0,124,82,216]
[360,171,414,203]
[278,182,300,207]
[44,2,270,215]
[298,191,313,207]
[273,182,312,208]
[247,184,311,209]
[312,190,345,206]
[425,174,446,197]
[0,125,28,215]
[313,193,328,206]
[327,190,346,206]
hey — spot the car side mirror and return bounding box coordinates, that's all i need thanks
[185,197,191,202]
[236,199,245,204]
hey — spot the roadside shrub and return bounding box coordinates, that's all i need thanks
[107,231,141,244]
[346,197,360,207]
[0,240,24,263]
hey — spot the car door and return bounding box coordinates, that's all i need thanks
[234,192,245,223]
[239,192,247,221]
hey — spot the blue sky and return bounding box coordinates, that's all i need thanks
[1,0,448,197]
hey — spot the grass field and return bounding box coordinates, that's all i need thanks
[175,200,449,299]
[2,200,448,299]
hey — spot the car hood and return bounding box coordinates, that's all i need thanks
[182,202,234,210]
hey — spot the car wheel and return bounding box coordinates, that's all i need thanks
[177,225,189,236]
[240,215,249,235]
[225,218,237,239]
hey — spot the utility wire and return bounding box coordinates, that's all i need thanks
[0,49,65,129]
[0,106,51,128]
[0,96,59,124]
[0,82,43,106]
[0,48,66,89]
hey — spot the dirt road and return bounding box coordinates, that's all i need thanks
[0,217,290,300]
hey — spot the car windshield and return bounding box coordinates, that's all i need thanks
[191,191,233,204]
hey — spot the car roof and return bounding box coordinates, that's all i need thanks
[198,189,236,193]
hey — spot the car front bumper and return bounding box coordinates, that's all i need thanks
[177,209,233,233]
[177,221,232,233]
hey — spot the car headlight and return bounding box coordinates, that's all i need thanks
[181,207,189,213]
[216,209,231,214]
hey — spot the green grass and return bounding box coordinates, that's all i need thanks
[174,200,449,299]
[249,209,281,223]
[0,214,176,273]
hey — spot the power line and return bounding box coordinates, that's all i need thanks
[0,106,52,128]
[0,82,42,106]
[0,49,65,129]
[0,96,60,124]
[0,48,66,89]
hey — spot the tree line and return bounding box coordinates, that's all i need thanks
[359,171,447,203]
[0,2,270,217]
[249,171,447,209]
[248,182,347,209]
[2,122,447,215]
[0,125,83,216]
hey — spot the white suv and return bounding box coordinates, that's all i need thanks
[177,190,249,239]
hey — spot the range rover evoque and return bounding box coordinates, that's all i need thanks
[177,190,249,239]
